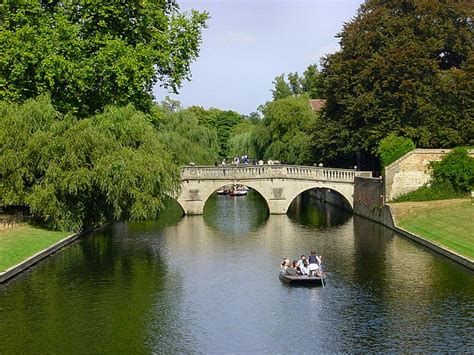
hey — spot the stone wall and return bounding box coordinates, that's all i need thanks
[385,149,474,201]
[353,176,394,227]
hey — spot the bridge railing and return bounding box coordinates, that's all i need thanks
[181,165,371,182]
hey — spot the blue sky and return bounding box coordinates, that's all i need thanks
[153,0,364,114]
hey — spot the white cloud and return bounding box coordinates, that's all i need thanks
[223,32,257,45]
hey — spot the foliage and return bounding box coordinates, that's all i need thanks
[0,1,208,117]
[271,75,294,100]
[228,121,259,158]
[377,134,415,169]
[431,147,474,193]
[271,64,321,100]
[0,96,180,231]
[255,95,317,164]
[315,0,474,166]
[184,106,243,158]
[152,105,220,165]
[393,184,465,202]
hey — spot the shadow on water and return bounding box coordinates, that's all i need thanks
[287,191,352,229]
[203,189,269,235]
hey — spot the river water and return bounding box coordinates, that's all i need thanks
[1,191,473,353]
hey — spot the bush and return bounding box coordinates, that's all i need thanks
[431,147,474,193]
[394,182,465,202]
[377,134,415,169]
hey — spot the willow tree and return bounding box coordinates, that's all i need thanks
[314,0,474,166]
[0,1,208,117]
[256,95,317,164]
[0,96,180,231]
[152,106,220,165]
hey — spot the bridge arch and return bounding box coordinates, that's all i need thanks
[177,165,369,215]
[284,185,353,213]
[199,181,271,213]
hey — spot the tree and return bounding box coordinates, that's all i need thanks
[152,105,220,165]
[256,95,317,164]
[184,107,242,158]
[431,147,474,193]
[377,134,415,169]
[271,74,293,100]
[315,0,474,166]
[0,96,180,231]
[0,1,208,117]
[301,64,320,99]
[228,121,259,158]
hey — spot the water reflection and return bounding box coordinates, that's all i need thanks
[288,193,352,228]
[203,189,269,235]
[0,193,473,353]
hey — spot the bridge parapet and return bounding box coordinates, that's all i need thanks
[181,165,371,182]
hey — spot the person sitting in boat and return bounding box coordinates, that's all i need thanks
[285,261,299,275]
[280,257,290,271]
[308,251,322,276]
[297,255,309,275]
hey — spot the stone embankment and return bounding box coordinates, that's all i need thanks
[352,148,474,270]
[0,227,95,283]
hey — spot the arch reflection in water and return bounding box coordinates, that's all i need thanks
[287,190,352,228]
[203,189,269,235]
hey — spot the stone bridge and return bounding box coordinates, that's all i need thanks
[176,165,372,215]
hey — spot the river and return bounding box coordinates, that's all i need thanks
[0,191,473,353]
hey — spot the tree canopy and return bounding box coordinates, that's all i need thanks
[314,0,474,167]
[152,103,220,165]
[271,64,321,100]
[0,96,180,231]
[255,95,317,164]
[0,1,208,117]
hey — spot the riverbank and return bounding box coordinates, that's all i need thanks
[0,224,70,272]
[389,198,474,261]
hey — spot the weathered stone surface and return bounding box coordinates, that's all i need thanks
[176,165,371,215]
[385,149,474,201]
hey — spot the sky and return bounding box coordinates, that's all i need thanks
[153,0,364,115]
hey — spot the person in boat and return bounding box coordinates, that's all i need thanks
[285,260,299,275]
[280,257,290,271]
[308,251,322,276]
[297,255,309,275]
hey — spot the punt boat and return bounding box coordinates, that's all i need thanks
[279,271,326,286]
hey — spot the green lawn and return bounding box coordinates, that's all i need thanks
[0,224,70,272]
[391,199,474,260]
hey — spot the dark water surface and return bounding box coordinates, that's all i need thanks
[1,191,473,353]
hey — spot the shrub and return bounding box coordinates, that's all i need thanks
[431,147,474,193]
[377,134,415,170]
[394,182,465,202]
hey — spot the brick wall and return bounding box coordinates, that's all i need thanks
[354,176,394,227]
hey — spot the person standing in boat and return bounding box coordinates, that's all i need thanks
[308,251,321,276]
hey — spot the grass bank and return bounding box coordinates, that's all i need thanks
[390,198,474,260]
[0,224,70,272]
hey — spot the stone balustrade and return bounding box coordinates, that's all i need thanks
[181,165,371,182]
